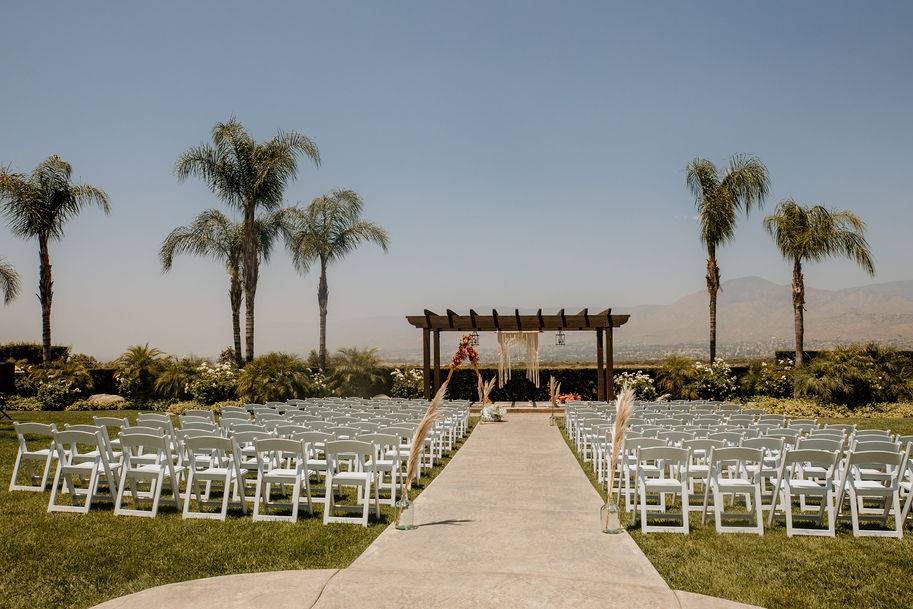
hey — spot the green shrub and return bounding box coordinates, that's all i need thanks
[740,358,794,398]
[25,360,94,409]
[237,353,314,403]
[692,360,737,400]
[749,396,913,419]
[390,367,424,398]
[189,361,240,404]
[614,370,657,400]
[2,395,41,411]
[792,344,913,407]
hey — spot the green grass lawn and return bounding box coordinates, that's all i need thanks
[0,410,475,609]
[560,418,913,609]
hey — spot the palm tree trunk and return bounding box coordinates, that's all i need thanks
[792,259,805,367]
[706,247,720,363]
[229,269,243,369]
[318,261,329,370]
[242,203,258,364]
[38,235,53,362]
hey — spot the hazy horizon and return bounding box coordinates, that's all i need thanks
[2,1,912,360]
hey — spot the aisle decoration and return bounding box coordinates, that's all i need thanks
[496,331,540,388]
[601,383,634,534]
[548,375,561,426]
[396,333,483,528]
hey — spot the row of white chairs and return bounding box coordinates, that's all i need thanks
[565,401,913,538]
[9,399,471,527]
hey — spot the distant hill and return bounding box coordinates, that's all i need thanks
[326,277,913,362]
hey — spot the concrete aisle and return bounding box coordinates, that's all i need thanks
[94,414,761,609]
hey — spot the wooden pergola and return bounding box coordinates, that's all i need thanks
[406,308,630,402]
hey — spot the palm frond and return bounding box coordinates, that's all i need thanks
[0,257,20,304]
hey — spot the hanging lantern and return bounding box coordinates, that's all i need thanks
[555,329,566,346]
[468,330,480,346]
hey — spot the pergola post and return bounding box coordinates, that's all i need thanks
[605,311,615,400]
[422,328,431,400]
[596,328,605,402]
[433,330,441,394]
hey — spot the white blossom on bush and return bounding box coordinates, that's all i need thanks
[614,370,657,400]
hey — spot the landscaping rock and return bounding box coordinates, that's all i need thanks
[85,394,126,405]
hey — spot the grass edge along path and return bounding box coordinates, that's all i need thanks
[0,410,478,609]
[557,417,913,609]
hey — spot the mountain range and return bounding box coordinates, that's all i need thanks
[325,277,913,363]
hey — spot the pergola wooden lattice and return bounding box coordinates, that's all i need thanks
[406,308,630,402]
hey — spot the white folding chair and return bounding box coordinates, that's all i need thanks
[252,438,310,522]
[9,422,58,492]
[48,429,120,513]
[183,435,246,520]
[360,432,401,507]
[702,447,765,535]
[835,446,910,538]
[635,446,691,533]
[768,448,840,537]
[324,439,379,527]
[114,432,184,518]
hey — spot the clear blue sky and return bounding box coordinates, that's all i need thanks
[2,1,912,359]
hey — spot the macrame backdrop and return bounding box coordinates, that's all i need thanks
[496,331,540,388]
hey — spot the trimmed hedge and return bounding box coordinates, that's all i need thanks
[774,349,913,364]
[0,342,70,364]
[381,365,751,402]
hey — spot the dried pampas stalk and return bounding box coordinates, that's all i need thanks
[477,375,496,405]
[606,383,635,502]
[548,376,561,407]
[397,380,449,524]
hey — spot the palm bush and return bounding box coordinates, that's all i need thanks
[792,344,913,407]
[154,356,204,400]
[328,347,386,397]
[654,355,699,400]
[237,352,313,403]
[115,344,166,401]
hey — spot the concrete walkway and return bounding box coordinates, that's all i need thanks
[94,414,761,609]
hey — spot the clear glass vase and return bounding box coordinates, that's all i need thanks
[601,500,623,534]
[395,498,416,531]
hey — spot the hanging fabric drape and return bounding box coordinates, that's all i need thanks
[497,331,540,388]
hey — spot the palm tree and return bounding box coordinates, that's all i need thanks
[1,257,20,304]
[764,200,874,366]
[686,155,769,362]
[0,156,110,361]
[176,117,319,363]
[160,209,286,368]
[284,190,390,369]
